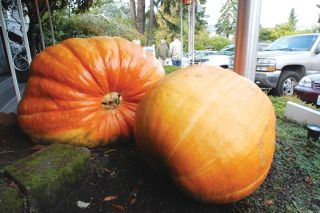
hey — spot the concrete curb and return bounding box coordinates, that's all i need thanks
[1,143,90,212]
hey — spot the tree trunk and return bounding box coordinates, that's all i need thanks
[146,0,154,45]
[130,0,136,21]
[137,0,145,34]
[25,1,39,57]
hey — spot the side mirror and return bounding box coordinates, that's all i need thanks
[315,46,320,55]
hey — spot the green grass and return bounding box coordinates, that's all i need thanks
[238,95,320,212]
[163,65,181,74]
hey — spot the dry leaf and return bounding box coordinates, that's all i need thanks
[130,198,136,205]
[112,204,125,211]
[76,201,90,208]
[30,145,45,151]
[264,199,274,205]
[104,168,111,173]
[0,150,15,155]
[305,176,312,184]
[103,195,118,201]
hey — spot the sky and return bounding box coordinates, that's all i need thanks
[205,0,320,30]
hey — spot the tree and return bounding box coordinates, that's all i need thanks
[288,8,298,31]
[215,0,237,38]
[147,0,155,45]
[259,27,273,42]
[270,23,295,40]
[210,35,231,50]
[153,0,208,48]
[130,0,137,21]
[137,0,145,34]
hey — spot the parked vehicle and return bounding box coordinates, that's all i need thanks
[206,43,269,68]
[204,45,234,68]
[230,34,320,96]
[193,50,216,64]
[294,74,320,106]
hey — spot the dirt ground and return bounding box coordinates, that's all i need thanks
[0,113,318,212]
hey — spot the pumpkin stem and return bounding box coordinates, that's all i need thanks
[102,92,122,110]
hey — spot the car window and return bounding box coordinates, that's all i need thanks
[265,35,318,51]
[216,46,235,56]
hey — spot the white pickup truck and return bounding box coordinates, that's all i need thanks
[231,33,320,96]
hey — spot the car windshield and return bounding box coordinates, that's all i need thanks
[265,35,318,51]
[216,46,235,56]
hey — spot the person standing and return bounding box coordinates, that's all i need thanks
[156,39,169,66]
[169,35,182,66]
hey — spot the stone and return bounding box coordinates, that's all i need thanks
[4,143,90,212]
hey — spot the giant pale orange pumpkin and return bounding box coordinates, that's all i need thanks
[135,65,276,204]
[18,37,164,147]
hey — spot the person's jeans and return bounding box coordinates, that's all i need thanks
[172,59,181,67]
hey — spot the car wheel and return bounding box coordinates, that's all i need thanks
[274,71,301,96]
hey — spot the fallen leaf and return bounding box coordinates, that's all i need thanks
[264,199,274,205]
[305,176,312,184]
[105,149,116,154]
[112,204,125,211]
[76,201,90,208]
[0,150,15,155]
[103,195,118,202]
[30,145,45,151]
[130,198,136,205]
[104,168,111,173]
[9,181,18,189]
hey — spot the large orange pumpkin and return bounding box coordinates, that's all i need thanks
[18,37,164,147]
[135,65,276,204]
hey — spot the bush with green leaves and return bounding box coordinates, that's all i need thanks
[42,3,140,46]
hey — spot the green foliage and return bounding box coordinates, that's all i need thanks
[210,35,231,50]
[194,29,213,50]
[153,1,208,48]
[288,8,298,31]
[259,27,273,42]
[269,23,296,40]
[215,0,237,38]
[163,65,180,74]
[42,2,140,45]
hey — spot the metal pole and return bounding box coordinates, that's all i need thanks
[234,0,262,81]
[0,2,21,101]
[35,0,45,49]
[187,4,191,66]
[180,0,183,68]
[17,0,32,63]
[45,0,55,44]
[191,0,195,65]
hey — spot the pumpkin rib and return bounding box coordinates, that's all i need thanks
[18,98,100,115]
[135,65,275,203]
[176,160,272,204]
[59,41,106,95]
[167,80,265,178]
[167,73,244,161]
[23,75,100,100]
[90,37,118,92]
[174,122,274,183]
[33,49,103,96]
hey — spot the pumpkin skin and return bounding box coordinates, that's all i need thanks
[135,65,276,204]
[18,37,164,147]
